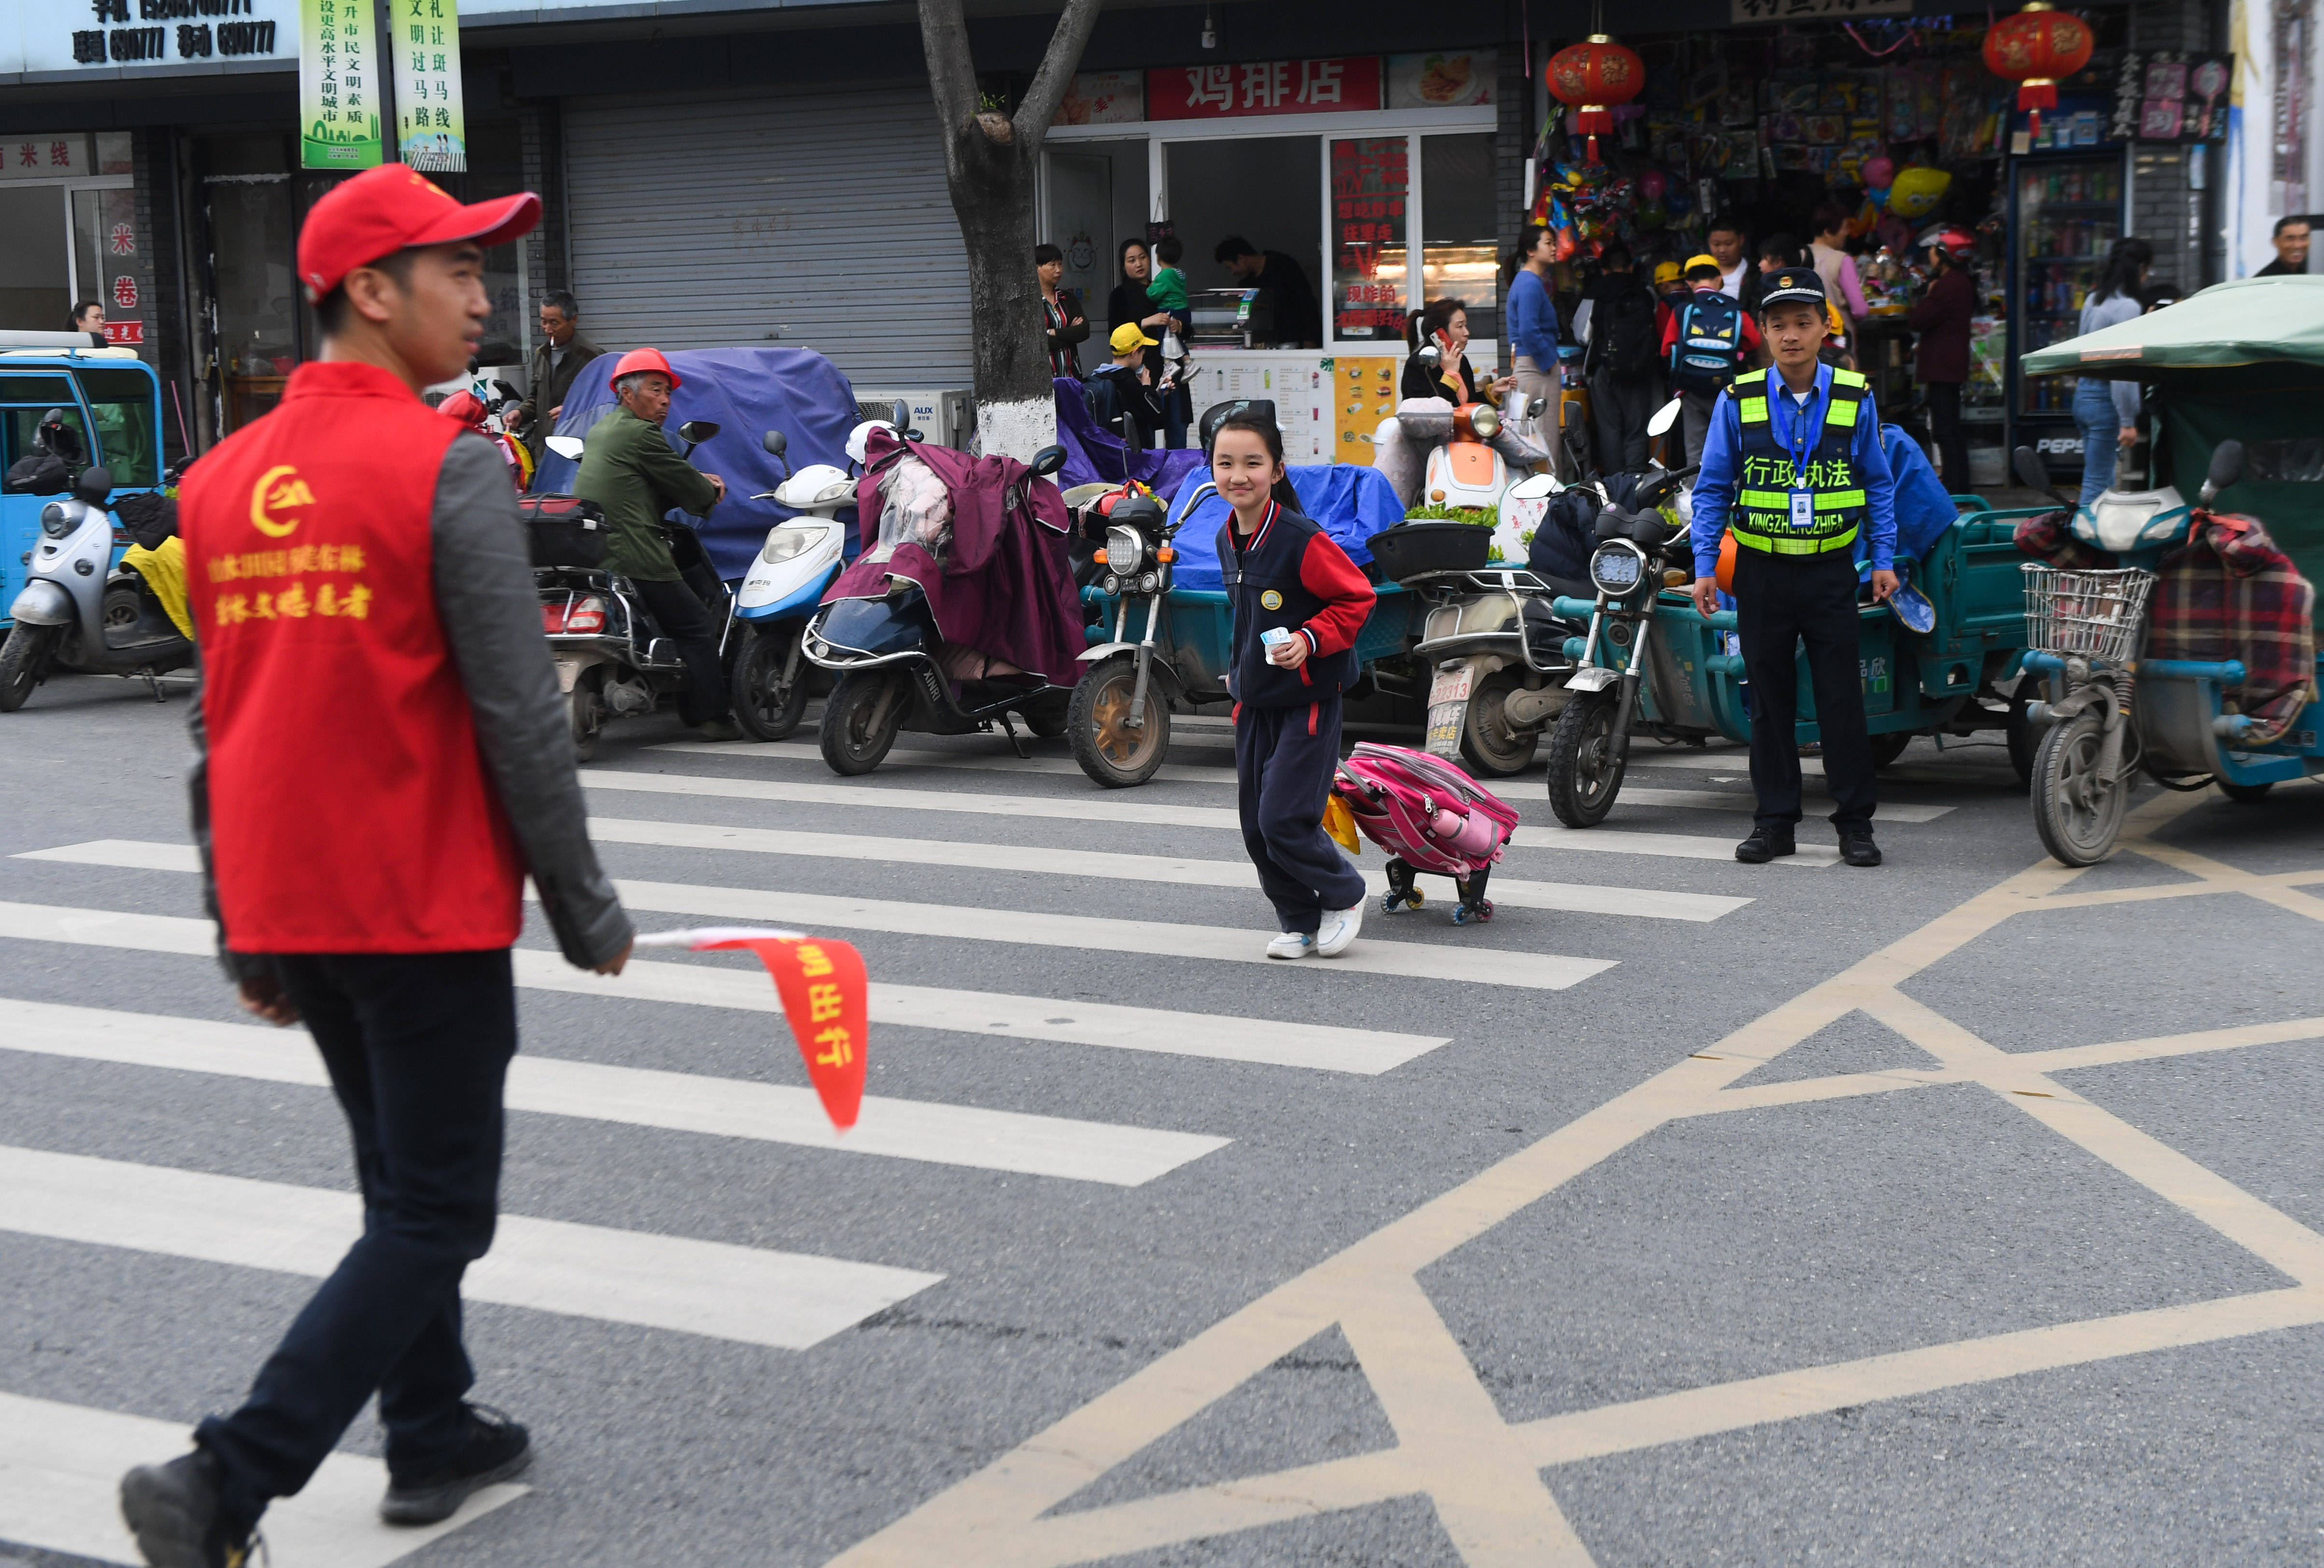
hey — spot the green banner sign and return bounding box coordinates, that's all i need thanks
[299,0,383,170]
[396,0,466,172]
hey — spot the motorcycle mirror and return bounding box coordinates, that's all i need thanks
[676,420,720,446]
[2200,438,2245,504]
[1646,396,1683,439]
[545,435,585,461]
[1509,473,1559,500]
[762,429,787,456]
[73,464,113,506]
[2010,445,2051,494]
[891,400,911,431]
[1028,445,1068,480]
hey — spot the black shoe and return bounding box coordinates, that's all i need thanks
[119,1448,256,1568]
[1735,826,1796,863]
[380,1404,532,1526]
[1840,830,1883,867]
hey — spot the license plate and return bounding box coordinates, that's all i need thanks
[1428,667,1474,706]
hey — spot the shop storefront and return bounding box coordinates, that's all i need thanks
[1041,52,1506,465]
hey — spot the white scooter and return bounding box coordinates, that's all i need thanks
[0,463,192,711]
[727,412,900,739]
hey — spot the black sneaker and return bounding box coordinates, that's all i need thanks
[1735,826,1796,863]
[380,1404,533,1526]
[119,1448,256,1568]
[1840,830,1883,867]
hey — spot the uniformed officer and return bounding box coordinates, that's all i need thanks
[118,164,635,1567]
[1688,266,1898,867]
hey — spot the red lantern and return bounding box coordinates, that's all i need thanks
[1547,35,1645,162]
[1982,1,2095,139]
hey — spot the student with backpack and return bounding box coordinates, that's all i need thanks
[1661,253,1765,464]
[1583,244,1664,476]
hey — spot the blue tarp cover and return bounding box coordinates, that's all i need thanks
[1053,376,1209,495]
[530,347,861,580]
[1163,464,1407,591]
[1882,424,1962,567]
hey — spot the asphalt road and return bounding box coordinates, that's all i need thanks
[3,670,2322,1568]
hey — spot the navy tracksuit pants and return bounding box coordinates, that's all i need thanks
[1236,698,1366,933]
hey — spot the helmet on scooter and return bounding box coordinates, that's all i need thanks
[845,419,897,466]
[610,346,682,389]
[436,388,488,427]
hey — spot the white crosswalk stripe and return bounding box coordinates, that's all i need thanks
[656,738,1237,783]
[0,998,1228,1187]
[9,844,1615,991]
[0,1144,941,1349]
[1630,747,2018,785]
[0,892,1448,1074]
[1523,822,1842,866]
[0,1390,524,1568]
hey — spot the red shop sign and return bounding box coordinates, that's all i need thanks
[102,321,143,345]
[1146,57,1383,121]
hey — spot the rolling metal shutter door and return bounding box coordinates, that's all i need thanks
[564,86,972,386]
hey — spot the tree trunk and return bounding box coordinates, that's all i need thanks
[917,0,1104,461]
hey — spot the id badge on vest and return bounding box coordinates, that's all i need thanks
[1789,491,1814,532]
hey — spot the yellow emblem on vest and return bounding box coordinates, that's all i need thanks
[1260,589,1283,610]
[250,466,315,538]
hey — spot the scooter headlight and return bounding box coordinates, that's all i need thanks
[1104,525,1145,577]
[1469,404,1500,440]
[40,503,73,538]
[760,525,823,564]
[1588,541,1646,596]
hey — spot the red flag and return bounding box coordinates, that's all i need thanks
[631,927,868,1130]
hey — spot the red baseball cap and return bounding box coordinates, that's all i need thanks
[298,164,542,303]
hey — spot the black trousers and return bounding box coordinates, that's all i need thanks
[1924,381,1969,493]
[636,576,730,724]
[1236,698,1367,933]
[1588,367,1659,477]
[198,950,518,1531]
[1732,546,1878,832]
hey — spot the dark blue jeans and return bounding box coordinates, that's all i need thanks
[1236,697,1366,932]
[198,949,517,1529]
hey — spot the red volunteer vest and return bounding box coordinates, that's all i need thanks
[184,360,525,953]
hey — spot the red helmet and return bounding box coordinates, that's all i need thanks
[436,388,487,426]
[610,346,681,389]
[1921,226,1976,264]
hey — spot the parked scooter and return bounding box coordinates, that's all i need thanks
[800,444,1073,775]
[1067,486,1183,786]
[1406,564,1583,776]
[727,408,907,739]
[537,419,732,759]
[0,464,192,711]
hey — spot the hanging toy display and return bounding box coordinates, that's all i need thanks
[1886,164,1953,220]
[1546,35,1646,162]
[1981,0,2095,140]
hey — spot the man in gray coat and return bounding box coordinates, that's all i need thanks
[520,289,604,464]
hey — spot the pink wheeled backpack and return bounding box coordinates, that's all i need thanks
[1331,742,1521,924]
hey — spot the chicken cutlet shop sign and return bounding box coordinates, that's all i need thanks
[6,0,292,74]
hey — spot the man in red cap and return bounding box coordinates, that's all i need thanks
[118,163,636,1568]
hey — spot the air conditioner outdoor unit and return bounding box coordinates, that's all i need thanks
[855,387,974,450]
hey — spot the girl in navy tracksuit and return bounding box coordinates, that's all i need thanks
[1212,412,1377,958]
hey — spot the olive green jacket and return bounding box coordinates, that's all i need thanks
[571,406,721,581]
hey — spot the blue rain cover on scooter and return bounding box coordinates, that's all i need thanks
[1162,465,1405,591]
[1052,376,1211,495]
[1882,424,1961,570]
[531,347,862,581]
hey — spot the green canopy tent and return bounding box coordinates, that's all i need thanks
[2024,276,2324,613]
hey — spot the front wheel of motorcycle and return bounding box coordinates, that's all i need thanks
[1069,654,1169,788]
[0,623,57,713]
[732,623,811,741]
[1458,667,1540,777]
[2031,708,2129,866]
[1545,688,1625,827]
[820,670,904,776]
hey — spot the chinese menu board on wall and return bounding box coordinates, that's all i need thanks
[1331,138,1408,341]
[398,0,467,171]
[1148,58,1383,121]
[2108,52,2231,143]
[300,0,381,169]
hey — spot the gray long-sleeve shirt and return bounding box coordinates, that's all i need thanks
[191,432,632,975]
[2077,292,2145,425]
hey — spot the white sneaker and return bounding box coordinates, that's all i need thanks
[1315,902,1364,957]
[1266,931,1316,960]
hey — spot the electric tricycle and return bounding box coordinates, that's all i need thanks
[2013,275,2324,864]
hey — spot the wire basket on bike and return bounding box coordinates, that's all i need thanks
[2021,564,2155,664]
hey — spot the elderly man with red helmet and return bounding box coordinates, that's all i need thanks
[572,346,741,739]
[1908,226,1980,491]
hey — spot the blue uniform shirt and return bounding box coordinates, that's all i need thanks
[1690,361,1897,577]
